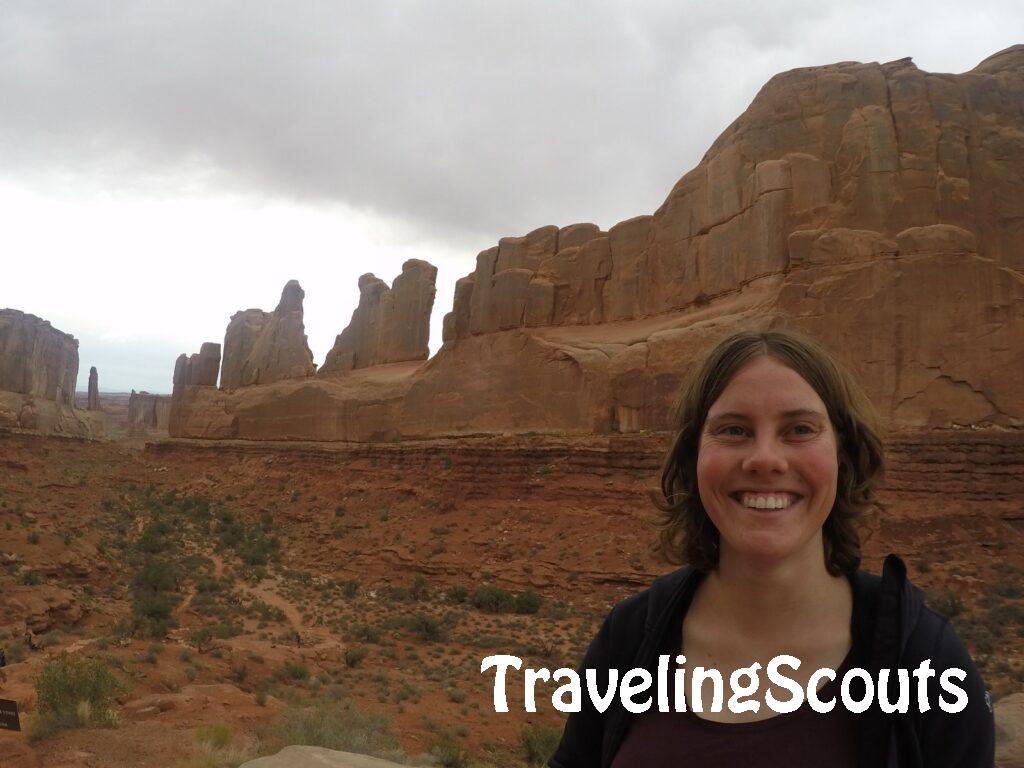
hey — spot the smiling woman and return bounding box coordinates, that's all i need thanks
[549,329,995,768]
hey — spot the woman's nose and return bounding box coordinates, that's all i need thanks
[741,436,788,474]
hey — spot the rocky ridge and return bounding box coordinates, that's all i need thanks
[169,46,1024,441]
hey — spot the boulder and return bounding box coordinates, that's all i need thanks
[997,692,1024,768]
[240,747,408,768]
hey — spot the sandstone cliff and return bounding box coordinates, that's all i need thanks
[128,390,172,433]
[0,309,79,407]
[0,309,102,435]
[169,46,1024,441]
[220,280,316,391]
[321,260,437,374]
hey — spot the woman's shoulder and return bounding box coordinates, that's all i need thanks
[595,566,700,648]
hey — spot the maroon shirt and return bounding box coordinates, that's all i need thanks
[610,652,859,768]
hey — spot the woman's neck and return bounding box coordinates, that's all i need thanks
[699,541,850,642]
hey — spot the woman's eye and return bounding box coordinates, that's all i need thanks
[790,423,816,436]
[720,425,747,436]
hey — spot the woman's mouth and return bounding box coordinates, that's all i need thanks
[729,491,802,510]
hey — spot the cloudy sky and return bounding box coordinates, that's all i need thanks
[1,1,1020,393]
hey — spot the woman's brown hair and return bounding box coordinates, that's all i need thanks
[656,328,885,576]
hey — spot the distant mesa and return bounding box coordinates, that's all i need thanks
[162,45,1021,440]
[128,390,171,433]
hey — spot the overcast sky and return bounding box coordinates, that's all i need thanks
[1,2,1020,393]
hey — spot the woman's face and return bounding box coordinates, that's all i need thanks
[696,355,840,569]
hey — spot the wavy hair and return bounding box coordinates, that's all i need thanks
[655,328,885,576]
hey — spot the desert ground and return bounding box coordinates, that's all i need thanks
[0,424,1021,767]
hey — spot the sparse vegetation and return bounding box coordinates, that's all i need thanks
[29,654,124,742]
[520,723,563,766]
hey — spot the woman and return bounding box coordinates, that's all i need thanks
[549,329,994,768]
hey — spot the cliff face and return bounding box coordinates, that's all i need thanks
[321,260,437,374]
[127,391,171,433]
[0,309,79,407]
[0,309,103,435]
[220,280,316,391]
[169,46,1024,441]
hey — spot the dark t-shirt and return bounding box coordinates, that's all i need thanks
[610,652,859,767]
[610,601,863,768]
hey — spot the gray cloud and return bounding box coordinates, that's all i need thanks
[4,1,1019,244]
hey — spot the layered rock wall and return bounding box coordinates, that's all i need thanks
[220,280,316,391]
[321,260,437,373]
[169,46,1024,441]
[0,309,79,407]
[128,391,172,432]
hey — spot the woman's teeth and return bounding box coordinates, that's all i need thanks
[737,493,796,509]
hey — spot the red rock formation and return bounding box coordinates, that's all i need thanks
[0,309,101,435]
[0,308,79,406]
[128,390,172,432]
[321,260,438,374]
[170,46,1024,441]
[173,343,221,390]
[87,366,100,410]
[220,280,316,391]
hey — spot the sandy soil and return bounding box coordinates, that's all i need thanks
[0,429,1021,767]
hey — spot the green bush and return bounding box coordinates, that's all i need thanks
[195,723,233,749]
[282,660,309,681]
[471,585,515,613]
[393,613,446,642]
[446,585,469,604]
[514,589,543,615]
[431,731,471,768]
[30,654,123,741]
[520,723,563,766]
[344,646,369,668]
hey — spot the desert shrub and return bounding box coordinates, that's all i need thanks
[131,592,179,639]
[514,589,543,615]
[520,723,563,766]
[29,654,123,742]
[184,722,256,768]
[541,599,571,620]
[282,660,309,681]
[471,585,515,614]
[446,585,469,604]
[259,700,401,758]
[929,590,964,619]
[390,613,446,642]
[431,731,471,768]
[344,646,369,668]
[187,626,216,653]
[410,574,429,601]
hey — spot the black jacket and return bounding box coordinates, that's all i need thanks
[549,555,994,768]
